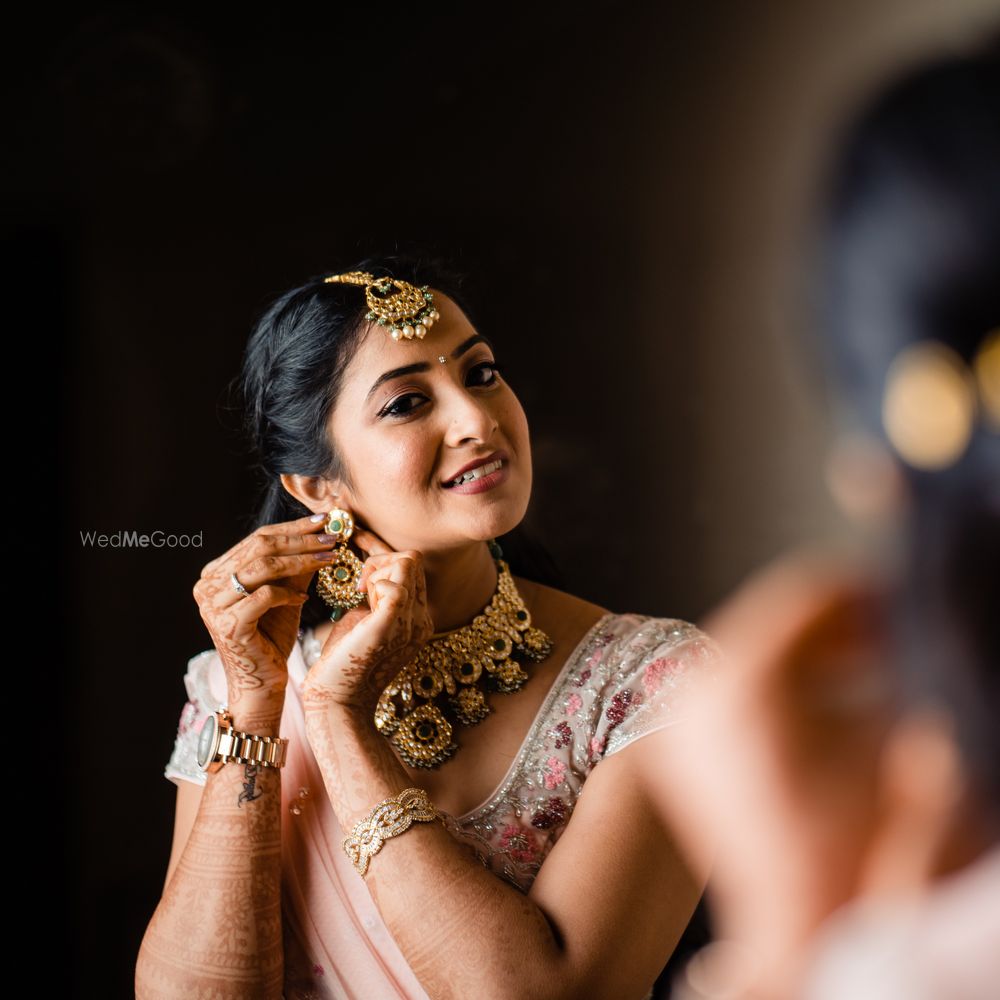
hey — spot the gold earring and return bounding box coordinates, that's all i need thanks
[315,508,367,621]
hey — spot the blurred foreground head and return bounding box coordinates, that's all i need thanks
[819,36,1000,807]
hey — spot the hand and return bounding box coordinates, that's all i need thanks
[648,547,897,991]
[193,511,344,708]
[300,526,434,717]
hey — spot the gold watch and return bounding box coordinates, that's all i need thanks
[196,709,288,774]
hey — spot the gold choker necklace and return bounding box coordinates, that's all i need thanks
[374,545,553,768]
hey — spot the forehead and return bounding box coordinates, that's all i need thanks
[341,290,480,383]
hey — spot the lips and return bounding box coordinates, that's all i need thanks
[441,449,509,488]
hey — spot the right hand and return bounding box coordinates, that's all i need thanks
[193,511,342,708]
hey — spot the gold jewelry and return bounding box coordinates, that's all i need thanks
[343,787,441,877]
[374,542,554,769]
[324,270,441,342]
[315,508,367,621]
[196,709,289,774]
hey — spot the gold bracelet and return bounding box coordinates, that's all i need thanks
[343,787,440,877]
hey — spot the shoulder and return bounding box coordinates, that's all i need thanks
[579,613,724,763]
[513,576,610,644]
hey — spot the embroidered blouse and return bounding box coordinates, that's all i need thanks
[164,612,721,999]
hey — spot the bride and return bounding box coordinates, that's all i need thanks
[135,257,722,1000]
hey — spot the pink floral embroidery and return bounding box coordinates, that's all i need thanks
[312,963,325,976]
[531,796,568,829]
[605,688,642,730]
[589,734,606,759]
[551,721,572,749]
[543,756,567,789]
[565,692,583,716]
[573,667,592,688]
[642,657,681,697]
[499,823,540,863]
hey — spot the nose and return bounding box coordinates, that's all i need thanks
[441,384,499,448]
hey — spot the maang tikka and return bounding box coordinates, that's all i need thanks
[324,270,441,342]
[315,508,367,622]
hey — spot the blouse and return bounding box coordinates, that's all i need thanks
[164,611,721,999]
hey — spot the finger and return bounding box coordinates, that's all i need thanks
[211,527,348,594]
[201,512,333,578]
[358,550,422,593]
[257,510,333,535]
[226,585,310,643]
[236,548,343,589]
[368,578,408,616]
[209,552,340,610]
[351,526,395,558]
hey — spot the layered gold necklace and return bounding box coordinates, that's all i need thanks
[374,543,553,768]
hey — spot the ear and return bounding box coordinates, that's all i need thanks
[280,473,354,517]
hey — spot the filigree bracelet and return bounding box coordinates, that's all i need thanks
[343,787,441,877]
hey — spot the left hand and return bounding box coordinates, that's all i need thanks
[648,546,897,992]
[300,526,435,717]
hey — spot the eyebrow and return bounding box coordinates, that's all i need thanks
[365,333,493,402]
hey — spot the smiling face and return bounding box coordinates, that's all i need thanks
[325,291,532,553]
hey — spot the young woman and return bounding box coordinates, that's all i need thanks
[135,258,722,1000]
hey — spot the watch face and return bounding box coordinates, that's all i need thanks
[196,712,220,770]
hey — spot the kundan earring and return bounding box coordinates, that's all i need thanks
[315,508,367,621]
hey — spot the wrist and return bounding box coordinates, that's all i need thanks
[227,693,286,735]
[302,689,375,722]
[305,699,371,728]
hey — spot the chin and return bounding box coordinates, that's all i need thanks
[474,498,529,542]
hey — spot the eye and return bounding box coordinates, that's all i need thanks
[467,361,501,387]
[379,392,428,419]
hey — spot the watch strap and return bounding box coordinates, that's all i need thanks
[216,718,289,769]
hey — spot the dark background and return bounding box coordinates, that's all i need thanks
[8,2,996,995]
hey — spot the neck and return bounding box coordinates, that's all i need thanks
[422,541,499,633]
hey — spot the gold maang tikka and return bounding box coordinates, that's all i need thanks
[314,508,367,621]
[374,540,554,769]
[324,271,441,342]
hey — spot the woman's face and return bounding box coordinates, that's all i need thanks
[327,291,532,554]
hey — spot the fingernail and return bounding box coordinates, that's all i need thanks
[316,534,338,544]
[310,512,326,522]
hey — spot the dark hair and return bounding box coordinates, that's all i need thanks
[231,253,565,630]
[818,38,1000,802]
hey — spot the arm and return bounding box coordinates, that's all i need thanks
[137,508,336,997]
[163,780,203,894]
[135,695,286,1000]
[308,702,703,1000]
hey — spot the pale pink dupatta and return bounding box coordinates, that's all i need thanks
[279,639,430,1000]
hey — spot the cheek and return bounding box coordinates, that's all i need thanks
[372,436,438,488]
[503,394,531,451]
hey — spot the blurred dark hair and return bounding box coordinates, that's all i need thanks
[818,38,1000,801]
[230,253,564,631]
